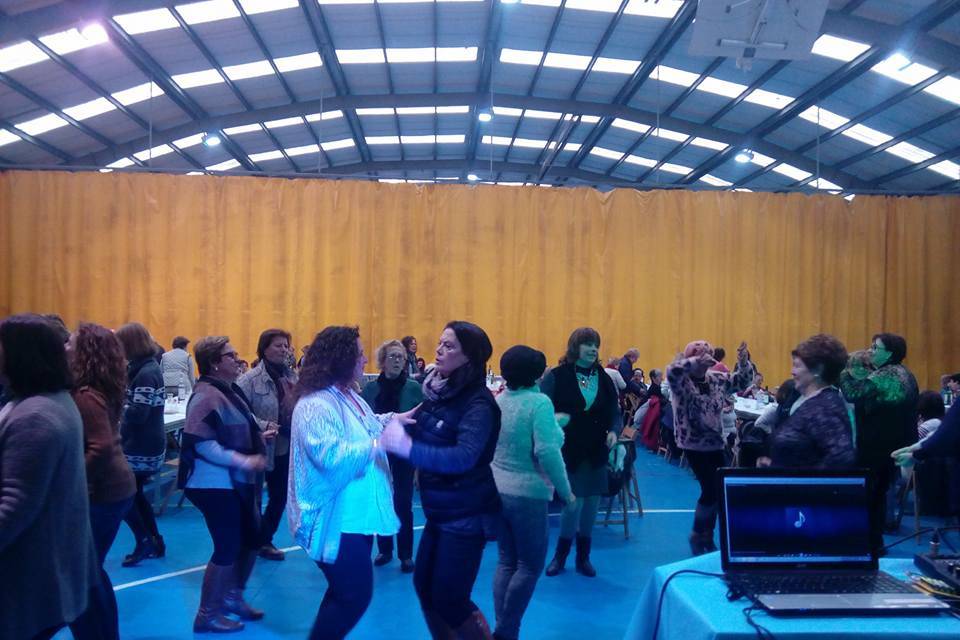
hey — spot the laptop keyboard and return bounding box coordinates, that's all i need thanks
[734,572,914,595]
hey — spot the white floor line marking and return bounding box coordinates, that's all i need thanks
[112,511,686,591]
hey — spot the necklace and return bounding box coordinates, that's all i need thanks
[576,372,593,388]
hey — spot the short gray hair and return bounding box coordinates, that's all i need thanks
[375,339,406,370]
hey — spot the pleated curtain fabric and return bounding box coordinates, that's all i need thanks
[0,170,957,389]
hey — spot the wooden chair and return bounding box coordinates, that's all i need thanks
[154,458,186,516]
[602,441,644,538]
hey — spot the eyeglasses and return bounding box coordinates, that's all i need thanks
[386,354,406,361]
[221,351,239,361]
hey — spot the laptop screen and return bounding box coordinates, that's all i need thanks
[720,472,873,568]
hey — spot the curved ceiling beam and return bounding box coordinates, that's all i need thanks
[69,92,874,190]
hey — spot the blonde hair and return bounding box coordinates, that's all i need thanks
[376,339,406,370]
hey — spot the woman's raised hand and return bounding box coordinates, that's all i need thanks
[381,416,414,458]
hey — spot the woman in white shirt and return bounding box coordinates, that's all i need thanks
[288,326,416,640]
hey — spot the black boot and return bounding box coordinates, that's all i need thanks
[689,503,717,556]
[545,537,572,577]
[423,609,456,640]
[193,563,244,633]
[223,550,264,621]
[152,534,166,558]
[121,537,157,567]
[575,535,597,578]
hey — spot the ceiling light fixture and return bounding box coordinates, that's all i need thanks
[478,110,492,122]
[79,23,109,43]
[468,173,480,181]
[734,149,754,163]
[202,133,221,147]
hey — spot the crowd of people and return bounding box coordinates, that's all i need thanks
[1,312,958,640]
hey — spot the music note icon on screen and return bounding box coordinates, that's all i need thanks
[794,511,806,529]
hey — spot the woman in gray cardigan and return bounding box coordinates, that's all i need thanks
[492,346,574,640]
[0,314,101,640]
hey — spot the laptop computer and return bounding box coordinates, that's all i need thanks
[718,468,949,615]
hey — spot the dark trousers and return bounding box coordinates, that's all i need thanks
[186,487,261,566]
[869,461,895,552]
[414,521,487,628]
[311,534,374,640]
[124,474,161,543]
[685,449,725,506]
[31,586,111,640]
[377,453,415,560]
[261,453,290,546]
[88,496,133,640]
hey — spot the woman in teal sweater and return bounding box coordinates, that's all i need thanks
[492,345,574,640]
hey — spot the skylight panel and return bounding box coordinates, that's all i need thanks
[379,179,405,184]
[436,134,466,143]
[579,115,601,124]
[701,174,732,187]
[744,89,793,109]
[929,160,960,180]
[172,133,205,148]
[593,57,640,74]
[436,47,478,62]
[652,128,687,142]
[223,123,262,135]
[812,34,870,62]
[400,135,436,144]
[493,106,524,117]
[224,60,274,81]
[186,171,204,176]
[624,154,656,167]
[690,137,728,151]
[249,150,284,162]
[175,0,240,25]
[749,152,774,167]
[337,49,386,64]
[518,0,561,7]
[134,145,175,161]
[0,41,48,72]
[265,117,302,129]
[396,106,437,115]
[524,109,562,120]
[482,135,513,146]
[871,54,937,85]
[63,98,115,121]
[886,142,933,163]
[107,157,135,169]
[625,0,683,18]
[811,178,842,191]
[924,76,960,105]
[544,52,591,71]
[366,136,401,145]
[356,108,395,116]
[275,52,323,72]
[798,106,849,130]
[206,159,241,171]
[660,163,692,175]
[564,0,620,12]
[39,27,109,56]
[305,110,343,121]
[772,163,811,181]
[513,138,548,149]
[285,144,321,156]
[17,113,68,136]
[500,48,544,66]
[652,65,700,87]
[240,0,300,14]
[173,68,224,89]
[590,147,624,161]
[437,106,470,114]
[111,82,164,106]
[386,48,435,63]
[0,130,21,147]
[841,124,891,147]
[113,8,179,35]
[612,118,650,134]
[698,76,747,98]
[563,143,582,152]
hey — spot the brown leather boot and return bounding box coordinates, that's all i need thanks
[422,609,456,640]
[194,563,244,633]
[453,610,493,640]
[544,537,572,577]
[223,550,264,621]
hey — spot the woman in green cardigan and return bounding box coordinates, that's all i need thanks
[361,339,424,572]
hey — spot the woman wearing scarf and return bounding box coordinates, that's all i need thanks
[539,327,620,579]
[236,328,297,562]
[381,321,501,640]
[361,340,423,573]
[178,336,268,633]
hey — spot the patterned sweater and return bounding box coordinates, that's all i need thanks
[769,387,856,468]
[667,353,753,451]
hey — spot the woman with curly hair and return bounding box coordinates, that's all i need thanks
[289,326,416,640]
[67,322,138,639]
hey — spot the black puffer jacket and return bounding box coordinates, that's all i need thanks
[407,377,501,524]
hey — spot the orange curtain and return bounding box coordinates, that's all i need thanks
[0,170,957,389]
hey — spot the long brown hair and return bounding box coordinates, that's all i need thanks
[71,322,127,417]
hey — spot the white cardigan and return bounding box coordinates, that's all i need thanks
[288,386,398,563]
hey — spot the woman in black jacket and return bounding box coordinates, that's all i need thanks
[115,322,167,567]
[381,321,500,640]
[541,327,620,578]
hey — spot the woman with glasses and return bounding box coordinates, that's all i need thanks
[361,340,423,573]
[178,336,269,633]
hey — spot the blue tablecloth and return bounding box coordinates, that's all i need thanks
[624,554,960,640]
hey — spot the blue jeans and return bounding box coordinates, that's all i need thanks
[88,496,133,640]
[312,534,374,640]
[493,495,549,640]
[414,521,487,628]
